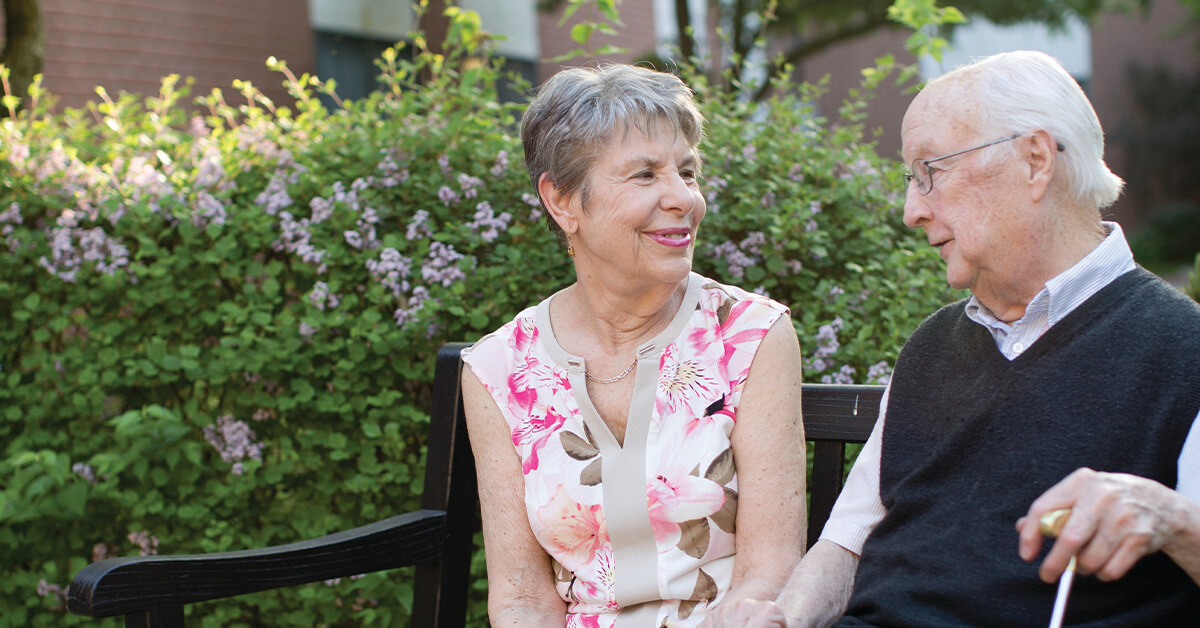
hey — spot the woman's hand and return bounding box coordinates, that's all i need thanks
[700,599,790,627]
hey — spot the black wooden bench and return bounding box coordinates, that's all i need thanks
[68,342,883,627]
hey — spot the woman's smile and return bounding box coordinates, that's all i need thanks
[644,227,693,248]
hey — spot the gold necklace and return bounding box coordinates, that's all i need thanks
[584,357,637,384]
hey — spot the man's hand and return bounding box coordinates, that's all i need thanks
[1017,467,1200,584]
[700,599,789,628]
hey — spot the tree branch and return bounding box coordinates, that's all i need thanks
[752,13,896,102]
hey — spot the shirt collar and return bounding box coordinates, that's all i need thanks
[965,221,1136,334]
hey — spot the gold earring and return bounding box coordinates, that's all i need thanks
[567,243,575,258]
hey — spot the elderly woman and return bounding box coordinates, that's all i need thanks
[461,63,806,627]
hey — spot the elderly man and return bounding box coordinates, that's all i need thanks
[703,50,1200,627]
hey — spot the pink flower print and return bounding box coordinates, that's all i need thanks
[645,468,726,546]
[509,316,538,354]
[537,486,608,568]
[658,343,720,415]
[511,404,568,474]
[567,615,603,628]
[683,399,735,439]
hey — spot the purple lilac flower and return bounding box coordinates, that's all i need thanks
[458,173,483,199]
[330,181,360,210]
[740,231,766,256]
[809,201,822,214]
[710,240,756,281]
[394,285,431,328]
[742,145,757,161]
[406,210,432,241]
[255,172,293,215]
[491,150,509,177]
[274,211,327,273]
[521,193,544,221]
[299,321,319,337]
[127,530,160,556]
[805,219,819,233]
[356,207,380,249]
[438,185,460,206]
[202,414,264,475]
[438,154,451,174]
[376,151,409,188]
[193,143,226,189]
[466,201,511,243]
[760,191,776,208]
[194,192,227,228]
[1,203,22,237]
[825,285,845,304]
[866,361,892,386]
[787,164,804,182]
[421,242,467,287]
[37,579,67,610]
[72,462,96,484]
[309,196,333,223]
[40,226,130,282]
[7,141,30,167]
[366,247,413,297]
[805,316,844,374]
[821,364,857,385]
[308,281,340,310]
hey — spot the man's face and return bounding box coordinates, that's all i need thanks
[899,88,1034,305]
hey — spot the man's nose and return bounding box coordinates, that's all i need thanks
[902,184,931,228]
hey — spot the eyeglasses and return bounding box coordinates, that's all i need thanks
[904,134,1022,195]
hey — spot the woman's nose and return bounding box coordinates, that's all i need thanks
[663,173,697,213]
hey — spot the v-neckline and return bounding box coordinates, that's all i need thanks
[535,273,702,450]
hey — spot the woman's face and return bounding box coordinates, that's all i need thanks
[567,119,706,291]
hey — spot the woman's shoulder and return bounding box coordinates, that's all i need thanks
[462,303,540,362]
[694,274,790,319]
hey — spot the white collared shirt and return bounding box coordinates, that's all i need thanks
[822,222,1200,554]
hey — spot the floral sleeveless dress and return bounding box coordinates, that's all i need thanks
[462,273,788,628]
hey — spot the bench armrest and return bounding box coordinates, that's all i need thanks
[68,509,448,619]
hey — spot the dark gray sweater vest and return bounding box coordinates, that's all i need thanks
[839,268,1200,627]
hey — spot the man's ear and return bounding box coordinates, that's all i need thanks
[1027,130,1057,203]
[537,172,578,235]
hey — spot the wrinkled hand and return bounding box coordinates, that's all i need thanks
[1017,467,1188,583]
[700,599,789,628]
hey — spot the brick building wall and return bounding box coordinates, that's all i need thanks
[5,0,316,110]
[1090,1,1200,227]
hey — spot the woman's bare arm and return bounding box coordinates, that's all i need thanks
[462,365,567,626]
[721,317,808,604]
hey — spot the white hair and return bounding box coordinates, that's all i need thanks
[928,50,1124,209]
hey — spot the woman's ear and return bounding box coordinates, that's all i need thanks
[538,172,578,235]
[1027,130,1057,203]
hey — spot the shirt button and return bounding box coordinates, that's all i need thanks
[1012,342,1025,354]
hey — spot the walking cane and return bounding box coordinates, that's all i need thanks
[1039,508,1077,628]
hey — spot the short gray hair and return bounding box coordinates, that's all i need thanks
[929,50,1124,209]
[521,64,705,243]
